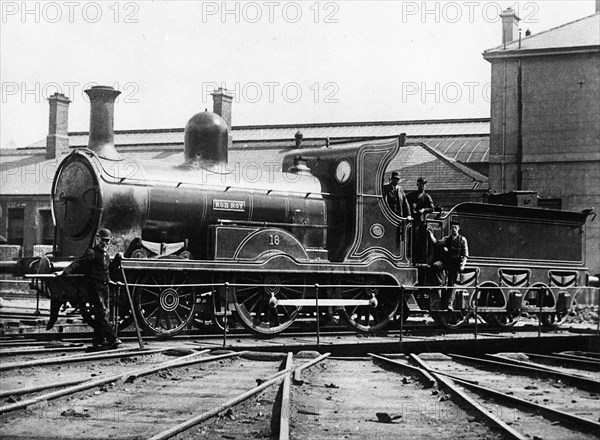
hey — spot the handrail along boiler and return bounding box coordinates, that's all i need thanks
[34,86,597,336]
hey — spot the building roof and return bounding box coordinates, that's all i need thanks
[0,138,489,197]
[6,117,490,164]
[484,13,600,59]
[390,143,488,191]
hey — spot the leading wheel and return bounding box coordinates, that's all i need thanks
[338,277,400,333]
[133,271,196,336]
[231,273,306,335]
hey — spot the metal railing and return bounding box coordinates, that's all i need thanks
[4,276,599,348]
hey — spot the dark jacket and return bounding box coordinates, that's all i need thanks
[63,245,110,286]
[407,190,434,222]
[383,183,410,217]
[437,234,469,264]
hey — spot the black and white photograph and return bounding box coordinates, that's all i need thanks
[1,1,599,438]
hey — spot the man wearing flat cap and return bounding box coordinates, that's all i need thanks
[429,221,469,310]
[383,171,411,218]
[408,177,435,263]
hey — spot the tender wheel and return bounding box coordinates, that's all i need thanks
[524,282,568,328]
[133,271,196,336]
[430,304,471,329]
[541,311,570,328]
[338,277,400,333]
[484,312,520,328]
[231,273,305,335]
[475,281,508,326]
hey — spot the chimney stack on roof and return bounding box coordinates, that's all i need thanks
[500,8,520,47]
[295,131,303,149]
[211,87,233,150]
[46,93,70,159]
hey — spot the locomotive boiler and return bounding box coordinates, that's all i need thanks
[39,85,597,337]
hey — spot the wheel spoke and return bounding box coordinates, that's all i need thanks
[144,306,159,320]
[141,287,160,297]
[239,290,262,306]
[154,308,163,328]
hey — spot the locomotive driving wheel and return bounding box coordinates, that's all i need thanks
[338,277,400,333]
[132,271,196,336]
[231,273,306,335]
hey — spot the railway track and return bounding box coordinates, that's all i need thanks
[1,339,599,439]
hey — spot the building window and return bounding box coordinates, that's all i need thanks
[39,209,54,245]
[7,208,24,246]
[538,198,562,210]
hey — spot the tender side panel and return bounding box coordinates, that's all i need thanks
[455,214,584,264]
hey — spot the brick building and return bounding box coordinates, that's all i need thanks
[484,10,600,274]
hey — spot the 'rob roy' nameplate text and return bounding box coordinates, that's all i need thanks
[213,199,246,212]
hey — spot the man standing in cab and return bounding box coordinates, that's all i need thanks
[383,171,411,218]
[407,177,434,263]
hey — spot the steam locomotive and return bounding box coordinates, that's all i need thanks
[34,86,597,336]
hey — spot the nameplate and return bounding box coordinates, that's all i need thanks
[213,199,246,212]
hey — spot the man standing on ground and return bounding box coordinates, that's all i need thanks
[60,228,122,349]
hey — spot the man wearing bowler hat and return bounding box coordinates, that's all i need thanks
[60,228,122,349]
[383,171,411,218]
[407,177,434,263]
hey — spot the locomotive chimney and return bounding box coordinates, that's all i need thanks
[46,92,71,159]
[84,86,121,160]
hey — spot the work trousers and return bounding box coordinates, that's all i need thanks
[82,283,118,345]
[432,259,461,308]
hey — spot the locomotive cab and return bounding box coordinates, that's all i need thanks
[282,134,413,266]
